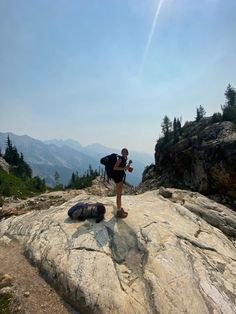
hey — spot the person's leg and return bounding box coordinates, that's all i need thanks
[116,181,123,209]
[116,182,128,218]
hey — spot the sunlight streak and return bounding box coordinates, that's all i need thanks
[139,0,166,76]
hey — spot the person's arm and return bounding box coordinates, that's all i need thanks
[113,158,124,171]
[113,159,132,171]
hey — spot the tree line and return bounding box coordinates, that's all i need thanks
[160,83,236,142]
[53,166,100,190]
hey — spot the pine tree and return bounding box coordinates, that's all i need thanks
[196,105,206,122]
[211,112,222,123]
[54,171,60,185]
[224,84,236,107]
[173,117,182,143]
[161,115,172,138]
[176,117,182,133]
[67,166,98,189]
[222,84,236,123]
[4,136,20,165]
[4,136,32,179]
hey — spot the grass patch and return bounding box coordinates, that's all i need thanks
[0,293,12,314]
[0,170,40,198]
[0,170,29,198]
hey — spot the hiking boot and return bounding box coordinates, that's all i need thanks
[120,208,128,215]
[116,210,128,218]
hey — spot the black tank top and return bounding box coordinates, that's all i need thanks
[119,156,127,168]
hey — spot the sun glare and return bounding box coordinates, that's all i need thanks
[139,0,166,76]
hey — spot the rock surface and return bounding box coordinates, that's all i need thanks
[0,156,10,173]
[143,120,236,209]
[0,188,236,314]
[0,190,85,220]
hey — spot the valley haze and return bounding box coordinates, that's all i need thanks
[0,132,153,187]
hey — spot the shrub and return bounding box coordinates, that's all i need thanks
[211,112,222,123]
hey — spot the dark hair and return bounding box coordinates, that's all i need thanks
[121,148,129,155]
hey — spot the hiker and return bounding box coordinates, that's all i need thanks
[112,148,133,218]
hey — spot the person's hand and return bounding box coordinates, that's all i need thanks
[128,166,133,173]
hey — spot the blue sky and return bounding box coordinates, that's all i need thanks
[0,0,236,154]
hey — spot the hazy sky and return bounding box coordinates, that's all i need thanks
[0,0,236,154]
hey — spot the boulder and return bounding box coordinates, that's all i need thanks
[159,187,172,198]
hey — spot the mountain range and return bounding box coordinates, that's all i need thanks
[0,132,153,186]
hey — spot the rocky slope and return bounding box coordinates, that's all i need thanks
[142,120,236,209]
[0,156,10,173]
[0,183,236,314]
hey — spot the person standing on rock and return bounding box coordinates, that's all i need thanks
[112,148,133,218]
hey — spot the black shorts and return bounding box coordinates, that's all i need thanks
[111,171,125,183]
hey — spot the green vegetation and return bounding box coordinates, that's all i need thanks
[4,136,32,180]
[195,105,206,122]
[0,170,30,197]
[158,83,236,147]
[161,115,172,138]
[53,171,64,191]
[67,166,99,189]
[222,84,236,124]
[0,136,47,198]
[0,170,47,198]
[211,112,222,123]
[0,293,12,314]
[173,117,182,143]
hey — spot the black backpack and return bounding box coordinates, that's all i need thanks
[100,153,119,179]
[68,202,106,223]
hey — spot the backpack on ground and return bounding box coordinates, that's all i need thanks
[67,202,106,223]
[100,153,119,179]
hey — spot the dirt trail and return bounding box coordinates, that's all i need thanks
[0,240,79,314]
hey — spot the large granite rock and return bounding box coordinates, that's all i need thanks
[143,120,236,209]
[0,188,236,314]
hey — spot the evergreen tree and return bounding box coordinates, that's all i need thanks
[14,160,32,180]
[71,172,76,185]
[173,118,178,143]
[173,117,182,143]
[4,136,20,165]
[54,171,63,189]
[29,176,47,192]
[211,112,222,123]
[176,117,182,134]
[224,84,236,107]
[4,136,32,180]
[161,115,172,138]
[196,105,206,122]
[54,171,60,185]
[222,84,236,123]
[67,166,98,189]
